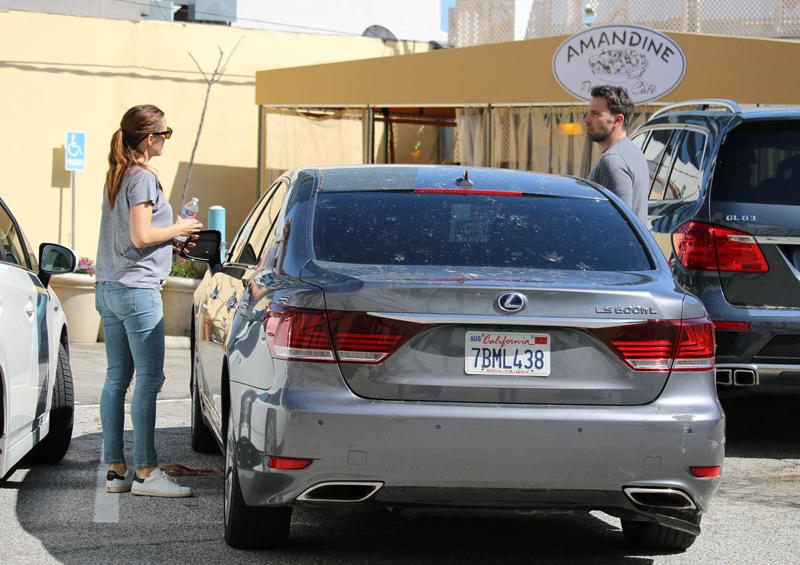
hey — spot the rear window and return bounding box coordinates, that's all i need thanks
[313,192,652,271]
[712,121,800,205]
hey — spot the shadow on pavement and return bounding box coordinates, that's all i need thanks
[721,395,800,459]
[716,395,800,514]
[9,427,667,564]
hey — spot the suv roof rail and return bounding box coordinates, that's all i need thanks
[649,99,741,120]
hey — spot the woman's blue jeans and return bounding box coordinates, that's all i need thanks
[95,281,165,470]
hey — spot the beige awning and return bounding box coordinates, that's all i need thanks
[256,32,800,107]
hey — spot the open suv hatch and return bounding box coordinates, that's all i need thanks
[632,99,800,394]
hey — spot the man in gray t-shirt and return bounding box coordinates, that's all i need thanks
[585,85,649,222]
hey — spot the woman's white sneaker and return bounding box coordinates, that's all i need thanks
[131,468,192,498]
[106,469,134,493]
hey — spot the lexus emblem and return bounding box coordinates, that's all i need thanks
[497,292,527,313]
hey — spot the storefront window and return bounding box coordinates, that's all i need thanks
[373,108,456,165]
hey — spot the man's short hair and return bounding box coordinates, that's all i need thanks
[590,85,634,130]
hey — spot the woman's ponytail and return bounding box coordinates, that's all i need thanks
[106,129,127,209]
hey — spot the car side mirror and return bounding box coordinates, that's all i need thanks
[38,243,77,287]
[183,230,222,268]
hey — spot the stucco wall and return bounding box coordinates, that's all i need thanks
[0,10,430,258]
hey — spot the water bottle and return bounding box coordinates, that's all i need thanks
[175,197,199,243]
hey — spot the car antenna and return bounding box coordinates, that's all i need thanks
[456,170,474,187]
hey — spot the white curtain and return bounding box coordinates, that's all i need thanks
[454,107,486,166]
[263,108,363,187]
[489,105,658,177]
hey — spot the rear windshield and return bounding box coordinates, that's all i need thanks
[313,192,652,271]
[712,121,800,205]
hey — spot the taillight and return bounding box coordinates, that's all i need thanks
[265,304,424,364]
[672,220,768,272]
[593,318,715,372]
[672,318,716,371]
[415,189,523,196]
[265,304,336,362]
[713,320,750,331]
[267,456,312,470]
[689,465,721,478]
[327,311,425,363]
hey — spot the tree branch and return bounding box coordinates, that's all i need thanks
[180,37,245,205]
[187,51,211,84]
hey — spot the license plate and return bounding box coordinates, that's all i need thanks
[465,332,550,376]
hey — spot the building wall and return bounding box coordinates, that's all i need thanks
[1,0,143,20]
[448,0,516,47]
[0,10,430,259]
[450,0,800,47]
[235,0,446,42]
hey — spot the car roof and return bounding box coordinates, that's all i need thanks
[310,165,604,199]
[739,107,800,120]
[644,106,800,127]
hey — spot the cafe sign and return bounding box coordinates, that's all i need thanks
[552,25,686,103]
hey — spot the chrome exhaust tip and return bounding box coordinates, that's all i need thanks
[715,368,732,386]
[716,364,759,387]
[733,369,758,386]
[297,481,383,503]
[623,487,697,510]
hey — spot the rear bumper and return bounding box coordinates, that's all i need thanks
[695,288,800,391]
[229,367,724,515]
[715,362,800,392]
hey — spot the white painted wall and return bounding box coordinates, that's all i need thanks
[235,0,447,42]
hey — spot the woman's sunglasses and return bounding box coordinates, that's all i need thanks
[152,127,173,140]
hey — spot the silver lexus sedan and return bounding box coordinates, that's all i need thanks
[186,165,724,552]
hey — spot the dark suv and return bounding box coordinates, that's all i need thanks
[632,99,800,393]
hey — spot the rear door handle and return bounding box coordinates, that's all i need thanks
[24,300,35,318]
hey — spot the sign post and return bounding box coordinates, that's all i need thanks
[65,131,86,249]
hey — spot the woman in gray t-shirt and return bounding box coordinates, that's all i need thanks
[95,105,202,498]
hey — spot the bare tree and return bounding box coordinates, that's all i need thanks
[181,36,244,205]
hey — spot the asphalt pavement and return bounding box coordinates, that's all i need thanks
[0,343,798,564]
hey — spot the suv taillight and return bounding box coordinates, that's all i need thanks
[265,304,425,364]
[592,318,715,372]
[672,220,768,272]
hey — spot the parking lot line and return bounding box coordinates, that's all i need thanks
[86,399,189,523]
[93,445,119,524]
[76,398,190,409]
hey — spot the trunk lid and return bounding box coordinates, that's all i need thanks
[304,264,686,406]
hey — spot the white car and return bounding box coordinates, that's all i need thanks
[0,197,77,479]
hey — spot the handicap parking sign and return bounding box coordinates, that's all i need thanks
[65,131,86,171]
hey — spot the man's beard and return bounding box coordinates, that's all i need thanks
[587,128,611,143]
